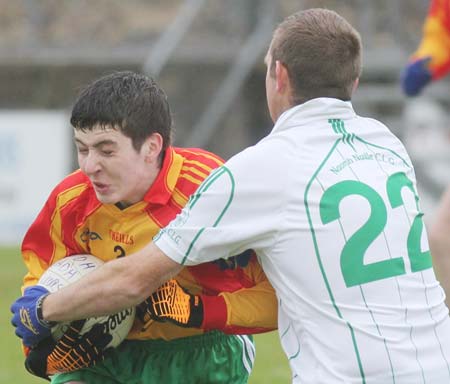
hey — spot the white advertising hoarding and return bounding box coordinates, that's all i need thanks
[0,111,72,245]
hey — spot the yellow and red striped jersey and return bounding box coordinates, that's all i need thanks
[412,0,450,79]
[21,147,277,341]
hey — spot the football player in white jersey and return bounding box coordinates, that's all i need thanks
[13,8,450,383]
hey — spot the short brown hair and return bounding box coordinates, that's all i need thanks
[269,8,362,103]
[71,71,172,153]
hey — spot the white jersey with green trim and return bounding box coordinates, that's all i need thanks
[155,98,450,383]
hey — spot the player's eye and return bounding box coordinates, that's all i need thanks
[77,147,88,155]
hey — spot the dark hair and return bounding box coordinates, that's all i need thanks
[270,8,362,103]
[70,71,172,153]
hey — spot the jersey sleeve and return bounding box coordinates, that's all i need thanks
[21,173,90,291]
[412,0,450,79]
[201,254,278,334]
[21,193,63,290]
[154,142,287,266]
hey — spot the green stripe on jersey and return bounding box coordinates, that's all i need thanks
[182,166,235,265]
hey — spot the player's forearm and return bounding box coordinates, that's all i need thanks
[218,283,278,330]
[42,242,182,322]
[202,293,277,335]
[42,256,144,322]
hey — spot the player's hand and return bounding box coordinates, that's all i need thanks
[10,286,55,347]
[400,57,432,96]
[136,279,203,328]
[25,320,113,380]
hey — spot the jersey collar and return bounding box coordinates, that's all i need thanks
[272,97,356,133]
[142,146,183,205]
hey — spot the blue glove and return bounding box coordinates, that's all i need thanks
[400,57,432,96]
[11,286,55,347]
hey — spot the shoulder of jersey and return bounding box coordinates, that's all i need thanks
[174,147,224,168]
[171,147,225,197]
[47,170,97,208]
[51,169,91,193]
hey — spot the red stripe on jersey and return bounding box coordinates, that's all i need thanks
[145,200,182,228]
[201,295,227,330]
[21,203,56,264]
[173,177,202,202]
[147,148,223,227]
[168,194,184,211]
[178,170,205,184]
[142,148,175,205]
[22,170,91,263]
[59,186,102,254]
[429,0,450,34]
[188,263,253,295]
[202,296,275,334]
[176,147,224,169]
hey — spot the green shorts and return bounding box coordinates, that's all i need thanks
[51,331,254,384]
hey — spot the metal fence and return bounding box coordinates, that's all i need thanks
[0,0,448,214]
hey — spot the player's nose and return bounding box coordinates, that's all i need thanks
[81,152,102,176]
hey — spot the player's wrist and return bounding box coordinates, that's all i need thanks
[186,294,204,327]
[36,293,57,329]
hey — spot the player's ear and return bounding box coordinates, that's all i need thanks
[275,60,289,93]
[352,78,360,92]
[143,133,163,163]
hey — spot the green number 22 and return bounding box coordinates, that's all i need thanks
[320,172,432,287]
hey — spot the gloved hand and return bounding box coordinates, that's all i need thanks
[11,286,55,347]
[400,56,432,96]
[137,279,203,328]
[25,319,113,380]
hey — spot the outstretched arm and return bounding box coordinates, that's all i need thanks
[137,252,278,334]
[11,241,182,348]
[42,242,182,322]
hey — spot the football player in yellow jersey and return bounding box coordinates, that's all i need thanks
[14,71,277,383]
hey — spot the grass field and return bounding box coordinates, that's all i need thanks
[1,246,42,384]
[1,246,290,383]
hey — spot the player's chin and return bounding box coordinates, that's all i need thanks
[94,190,117,205]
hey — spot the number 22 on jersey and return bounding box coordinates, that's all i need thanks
[320,173,431,287]
[307,119,432,288]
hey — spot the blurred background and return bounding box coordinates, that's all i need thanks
[1,0,449,382]
[1,0,449,243]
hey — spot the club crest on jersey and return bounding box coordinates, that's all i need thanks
[80,229,102,243]
[20,308,39,335]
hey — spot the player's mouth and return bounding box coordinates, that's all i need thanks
[92,181,110,194]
